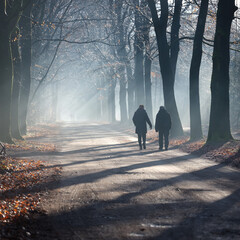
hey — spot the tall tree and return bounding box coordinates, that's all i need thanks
[11,28,23,139]
[207,0,237,142]
[189,0,209,141]
[19,2,33,135]
[0,1,24,143]
[147,0,184,137]
[115,0,128,122]
[134,0,145,106]
[141,0,153,121]
[170,0,182,79]
[144,27,153,121]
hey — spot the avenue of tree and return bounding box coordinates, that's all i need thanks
[0,0,239,144]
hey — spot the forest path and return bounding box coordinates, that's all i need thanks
[34,123,240,240]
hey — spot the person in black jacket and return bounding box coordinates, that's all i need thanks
[155,106,171,151]
[132,105,152,150]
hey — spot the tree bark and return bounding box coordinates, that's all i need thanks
[108,69,116,122]
[142,0,153,121]
[134,0,145,106]
[19,2,33,135]
[189,0,209,141]
[0,1,23,143]
[126,60,135,120]
[144,33,153,121]
[116,0,128,122]
[170,0,182,79]
[207,0,237,143]
[148,0,184,137]
[0,32,14,143]
[11,28,23,140]
[119,66,128,121]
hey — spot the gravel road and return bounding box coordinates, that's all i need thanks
[31,123,240,240]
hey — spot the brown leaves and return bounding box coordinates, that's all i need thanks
[0,156,60,223]
[0,157,46,223]
[0,129,60,224]
[5,140,56,152]
[177,139,240,168]
[0,195,40,223]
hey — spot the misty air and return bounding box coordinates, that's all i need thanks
[0,0,240,239]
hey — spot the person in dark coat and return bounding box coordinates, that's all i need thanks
[155,106,171,151]
[132,105,152,150]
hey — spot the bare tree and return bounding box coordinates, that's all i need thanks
[189,0,209,141]
[148,0,184,137]
[207,0,237,142]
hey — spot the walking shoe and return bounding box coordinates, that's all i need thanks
[143,143,146,149]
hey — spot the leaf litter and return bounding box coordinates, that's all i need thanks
[0,125,61,239]
[147,130,240,168]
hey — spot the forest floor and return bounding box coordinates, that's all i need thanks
[0,123,240,239]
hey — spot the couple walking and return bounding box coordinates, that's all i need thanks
[132,105,171,151]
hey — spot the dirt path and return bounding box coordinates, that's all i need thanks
[29,123,240,240]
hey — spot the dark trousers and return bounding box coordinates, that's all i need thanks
[158,130,169,150]
[138,133,146,149]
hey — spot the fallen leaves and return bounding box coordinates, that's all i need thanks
[0,194,40,223]
[0,156,60,224]
[0,127,60,225]
[177,139,240,168]
[5,140,56,152]
[0,125,61,239]
[147,130,240,168]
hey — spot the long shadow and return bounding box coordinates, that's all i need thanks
[26,177,240,239]
[2,153,194,198]
[11,141,138,158]
[6,123,239,238]
[4,151,240,200]
[11,147,158,174]
[147,188,240,239]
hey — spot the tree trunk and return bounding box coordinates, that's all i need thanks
[0,1,23,143]
[170,0,182,79]
[148,0,184,137]
[11,29,23,140]
[108,71,116,122]
[126,60,135,120]
[134,0,144,106]
[19,2,33,135]
[207,0,237,142]
[116,1,128,122]
[143,1,153,121]
[51,82,58,122]
[119,67,128,122]
[144,37,153,121]
[189,0,209,141]
[0,32,14,143]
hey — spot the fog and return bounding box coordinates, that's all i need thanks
[27,0,240,134]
